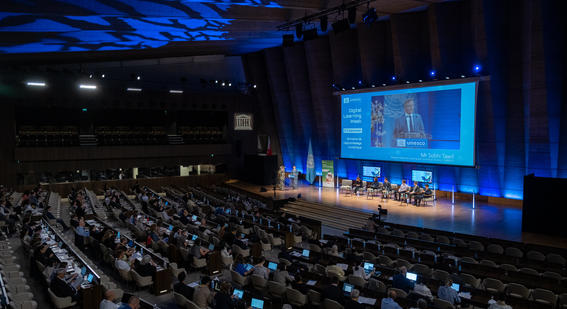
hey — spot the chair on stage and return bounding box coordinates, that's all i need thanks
[340,179,352,196]
[382,184,397,201]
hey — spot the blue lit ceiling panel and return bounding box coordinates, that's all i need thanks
[0,0,284,54]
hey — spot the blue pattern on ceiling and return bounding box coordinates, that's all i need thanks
[0,0,282,53]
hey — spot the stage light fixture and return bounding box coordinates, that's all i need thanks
[348,7,357,24]
[391,75,397,81]
[79,84,96,89]
[136,76,141,80]
[429,70,436,77]
[341,87,346,91]
[405,81,410,84]
[382,83,386,87]
[332,19,350,34]
[101,74,105,78]
[473,64,482,73]
[127,88,142,92]
[363,7,377,25]
[81,108,87,112]
[445,76,450,79]
[295,23,303,39]
[89,74,93,79]
[461,75,466,78]
[221,82,226,86]
[371,84,376,88]
[228,82,232,86]
[26,81,46,87]
[418,79,423,82]
[253,84,257,88]
[320,15,328,32]
[215,80,219,84]
[283,34,294,46]
[169,89,183,94]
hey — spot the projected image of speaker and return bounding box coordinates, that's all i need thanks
[340,81,478,167]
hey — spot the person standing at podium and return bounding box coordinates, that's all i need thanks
[291,165,298,189]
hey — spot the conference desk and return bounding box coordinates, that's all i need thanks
[41,219,103,309]
[84,217,172,295]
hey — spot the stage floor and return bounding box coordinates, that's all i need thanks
[227,180,567,248]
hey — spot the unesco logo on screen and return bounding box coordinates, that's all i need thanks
[343,98,350,103]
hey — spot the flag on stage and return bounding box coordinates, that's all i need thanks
[266,136,272,156]
[306,139,315,184]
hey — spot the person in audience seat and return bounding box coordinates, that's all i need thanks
[50,269,81,301]
[410,298,428,309]
[174,272,193,301]
[115,249,132,271]
[135,255,157,277]
[252,256,270,280]
[233,232,248,250]
[437,279,460,305]
[273,263,293,285]
[99,290,118,309]
[345,288,365,309]
[193,276,213,309]
[381,290,403,309]
[214,282,236,309]
[118,296,140,309]
[233,255,253,276]
[412,276,433,300]
[321,276,343,304]
[291,274,310,294]
[392,266,414,293]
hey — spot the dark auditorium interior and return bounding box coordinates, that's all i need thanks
[1,1,567,309]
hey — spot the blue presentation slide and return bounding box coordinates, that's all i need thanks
[341,81,477,166]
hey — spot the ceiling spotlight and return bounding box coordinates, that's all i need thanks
[461,75,466,78]
[127,88,142,92]
[341,88,346,91]
[89,74,93,79]
[382,83,386,87]
[228,82,232,87]
[101,74,105,78]
[391,75,397,81]
[215,80,218,84]
[169,89,183,94]
[26,81,46,87]
[473,64,482,73]
[253,84,257,89]
[371,84,376,88]
[430,70,436,77]
[363,7,378,25]
[221,82,226,86]
[136,76,141,80]
[418,79,423,82]
[351,86,355,90]
[445,76,450,80]
[79,84,97,89]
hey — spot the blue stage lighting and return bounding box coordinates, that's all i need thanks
[429,70,436,77]
[391,75,397,81]
[473,64,481,73]
[358,80,363,85]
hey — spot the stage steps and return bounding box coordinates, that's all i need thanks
[282,199,374,231]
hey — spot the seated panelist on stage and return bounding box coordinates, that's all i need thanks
[370,177,380,189]
[382,178,392,197]
[394,99,425,141]
[415,184,432,206]
[409,181,422,204]
[352,176,363,194]
[395,180,409,200]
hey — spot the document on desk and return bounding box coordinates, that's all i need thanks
[458,292,471,299]
[290,251,302,257]
[306,280,317,286]
[187,281,199,288]
[336,263,348,271]
[358,296,376,305]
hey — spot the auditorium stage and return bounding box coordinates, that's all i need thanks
[226,180,567,248]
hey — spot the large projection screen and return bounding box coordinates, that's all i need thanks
[340,80,477,167]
